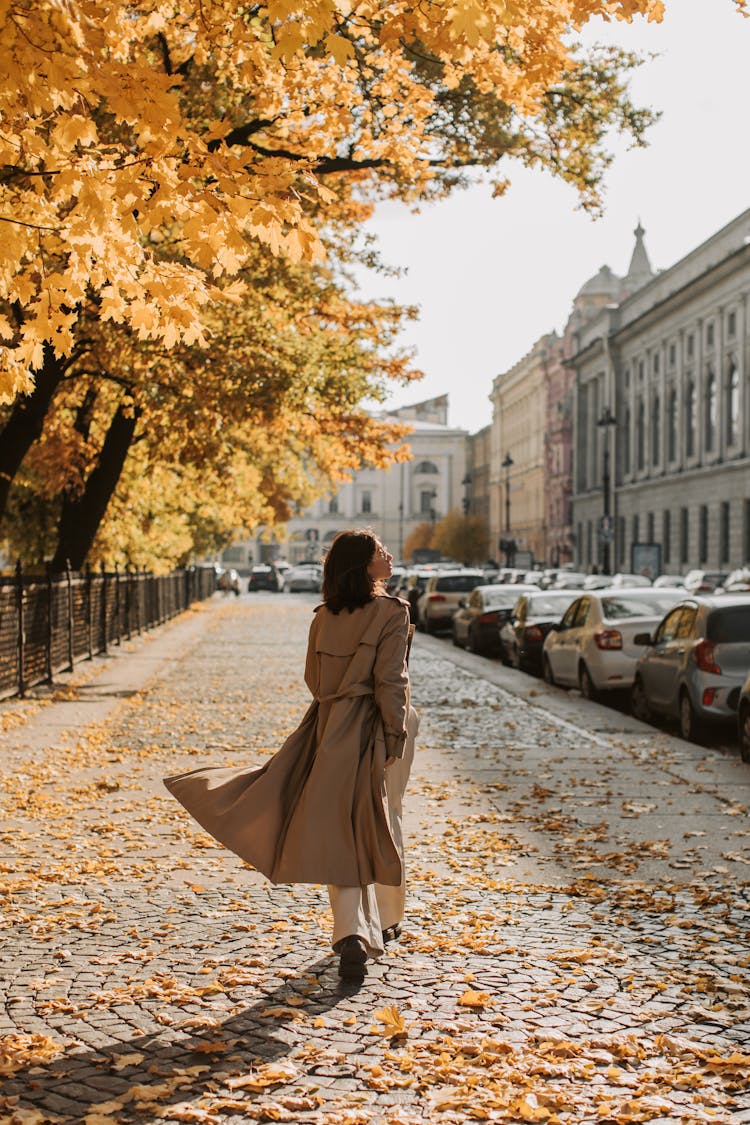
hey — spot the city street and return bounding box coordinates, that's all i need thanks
[1,594,749,1124]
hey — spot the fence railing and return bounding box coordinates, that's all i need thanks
[0,563,217,700]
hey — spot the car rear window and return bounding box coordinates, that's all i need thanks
[527,595,577,616]
[707,606,750,643]
[602,593,682,619]
[483,589,522,607]
[436,575,482,592]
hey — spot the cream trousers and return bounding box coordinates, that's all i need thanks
[328,705,419,957]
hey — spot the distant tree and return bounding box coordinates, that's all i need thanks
[433,511,490,565]
[403,523,435,561]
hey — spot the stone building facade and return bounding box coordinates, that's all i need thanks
[248,395,468,564]
[465,424,492,530]
[570,209,750,575]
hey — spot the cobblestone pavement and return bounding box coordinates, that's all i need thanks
[1,595,749,1125]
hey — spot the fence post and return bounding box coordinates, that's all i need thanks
[86,564,93,660]
[15,559,25,698]
[45,562,53,683]
[65,559,75,672]
[101,561,108,654]
[114,563,121,646]
[125,566,132,641]
[136,570,142,635]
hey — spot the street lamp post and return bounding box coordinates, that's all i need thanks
[502,452,514,566]
[597,406,617,575]
[461,473,472,518]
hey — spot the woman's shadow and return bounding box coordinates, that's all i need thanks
[7,953,372,1119]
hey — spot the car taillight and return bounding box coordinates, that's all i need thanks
[525,625,543,641]
[478,611,498,624]
[693,640,721,674]
[594,629,622,650]
[428,593,446,603]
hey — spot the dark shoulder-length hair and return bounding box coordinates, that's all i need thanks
[322,529,383,614]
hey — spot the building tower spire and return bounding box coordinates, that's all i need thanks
[624,219,654,292]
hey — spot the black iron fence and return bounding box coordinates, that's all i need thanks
[0,563,217,700]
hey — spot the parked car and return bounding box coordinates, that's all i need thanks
[723,567,750,593]
[217,568,241,596]
[542,587,685,699]
[683,570,729,595]
[735,671,750,761]
[452,584,538,655]
[499,590,579,674]
[247,563,283,592]
[523,570,546,587]
[610,573,652,587]
[582,573,611,590]
[552,571,588,590]
[397,570,436,623]
[631,595,750,741]
[283,564,322,592]
[653,574,686,588]
[417,570,485,633]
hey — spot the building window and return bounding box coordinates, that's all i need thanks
[699,505,708,563]
[419,490,435,516]
[636,399,645,470]
[669,343,676,367]
[720,502,730,565]
[638,360,645,381]
[586,521,593,567]
[647,511,655,542]
[361,490,372,514]
[727,359,740,445]
[706,322,715,349]
[577,522,583,568]
[328,496,339,514]
[745,501,750,563]
[705,369,717,452]
[651,392,660,464]
[687,333,694,359]
[632,512,639,547]
[680,507,689,565]
[685,380,696,457]
[727,310,737,337]
[663,509,671,564]
[414,460,438,474]
[617,515,626,568]
[653,353,660,374]
[623,406,632,475]
[668,386,678,461]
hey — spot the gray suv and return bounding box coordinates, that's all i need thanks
[631,596,750,741]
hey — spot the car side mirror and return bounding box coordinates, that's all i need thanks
[633,632,652,646]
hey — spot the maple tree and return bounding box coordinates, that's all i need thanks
[432,509,491,564]
[0,0,676,405]
[403,521,437,561]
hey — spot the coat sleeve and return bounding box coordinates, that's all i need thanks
[373,604,410,759]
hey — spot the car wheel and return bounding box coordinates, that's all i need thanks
[510,646,521,670]
[739,704,750,763]
[451,625,462,648]
[631,676,651,724]
[579,662,598,701]
[679,690,703,743]
[542,656,555,686]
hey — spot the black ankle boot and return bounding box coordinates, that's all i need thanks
[338,935,368,980]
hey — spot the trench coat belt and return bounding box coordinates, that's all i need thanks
[316,685,375,704]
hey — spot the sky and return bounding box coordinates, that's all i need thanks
[355,0,750,434]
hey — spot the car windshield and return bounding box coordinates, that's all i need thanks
[707,606,750,643]
[527,594,577,616]
[436,575,482,592]
[602,592,682,619]
[482,589,522,608]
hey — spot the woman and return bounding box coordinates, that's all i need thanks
[164,529,418,981]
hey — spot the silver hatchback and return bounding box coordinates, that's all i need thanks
[631,596,750,741]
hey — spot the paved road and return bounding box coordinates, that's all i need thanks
[1,594,749,1124]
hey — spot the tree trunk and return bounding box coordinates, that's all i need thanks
[0,345,66,525]
[51,401,141,572]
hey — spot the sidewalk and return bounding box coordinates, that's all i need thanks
[1,595,749,1124]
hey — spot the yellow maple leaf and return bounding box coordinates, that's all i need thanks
[373,1004,408,1038]
[458,989,491,1008]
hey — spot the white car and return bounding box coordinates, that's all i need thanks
[283,564,322,593]
[542,587,686,699]
[417,570,485,633]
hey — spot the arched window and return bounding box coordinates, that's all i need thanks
[668,386,678,462]
[328,496,339,514]
[651,391,660,464]
[705,368,717,452]
[685,380,696,457]
[636,398,645,470]
[726,359,740,445]
[413,460,438,474]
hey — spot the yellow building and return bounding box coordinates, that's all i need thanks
[490,335,556,565]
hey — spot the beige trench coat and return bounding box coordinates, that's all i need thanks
[164,595,412,887]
